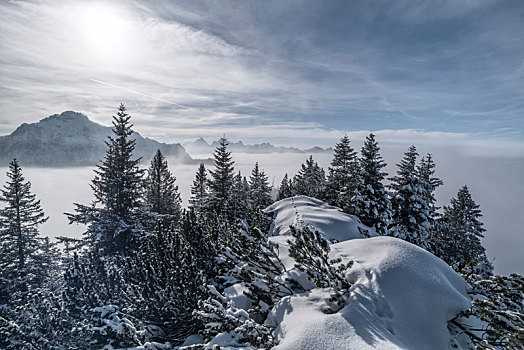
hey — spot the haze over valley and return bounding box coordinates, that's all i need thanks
[0,116,521,275]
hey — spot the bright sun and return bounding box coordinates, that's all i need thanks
[74,3,134,65]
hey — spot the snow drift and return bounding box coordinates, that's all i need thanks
[203,196,472,349]
[268,236,471,350]
[265,195,372,270]
[265,195,373,242]
[261,196,471,350]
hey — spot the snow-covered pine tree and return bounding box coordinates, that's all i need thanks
[120,211,209,344]
[450,272,524,349]
[242,176,250,197]
[323,135,360,214]
[277,173,293,201]
[417,153,443,222]
[189,163,209,218]
[144,149,182,231]
[434,185,493,276]
[67,104,145,254]
[292,155,326,199]
[195,221,291,348]
[0,242,65,349]
[62,250,149,348]
[60,209,214,348]
[227,222,293,316]
[0,159,49,305]
[288,226,353,313]
[248,162,273,212]
[355,133,392,234]
[178,209,217,279]
[196,284,274,348]
[388,146,431,248]
[208,137,235,219]
[231,171,250,220]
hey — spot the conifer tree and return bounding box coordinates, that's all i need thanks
[144,149,182,229]
[292,155,325,199]
[61,250,148,348]
[196,222,288,348]
[450,272,523,349]
[196,284,274,348]
[288,226,353,313]
[122,211,209,344]
[388,146,431,248]
[0,239,64,349]
[0,159,49,304]
[355,134,391,234]
[189,163,209,217]
[242,176,250,197]
[67,104,145,254]
[248,162,273,212]
[231,171,250,220]
[277,174,293,201]
[323,135,360,213]
[59,210,214,348]
[179,209,217,279]
[417,153,443,222]
[434,186,492,275]
[208,137,235,217]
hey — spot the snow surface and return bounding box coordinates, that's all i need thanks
[265,195,374,242]
[265,195,373,270]
[267,236,471,350]
[193,197,472,349]
[258,197,472,349]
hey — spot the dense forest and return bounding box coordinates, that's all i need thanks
[0,104,522,349]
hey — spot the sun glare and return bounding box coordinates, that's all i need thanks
[74,3,135,66]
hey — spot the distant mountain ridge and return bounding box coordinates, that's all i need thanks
[183,137,333,155]
[0,111,193,167]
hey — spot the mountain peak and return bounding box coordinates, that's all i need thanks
[1,111,193,166]
[194,137,209,145]
[40,111,89,123]
[183,137,332,155]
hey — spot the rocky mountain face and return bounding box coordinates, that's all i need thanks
[0,111,193,167]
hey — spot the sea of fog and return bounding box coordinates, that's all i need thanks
[1,148,522,275]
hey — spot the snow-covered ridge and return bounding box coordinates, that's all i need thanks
[0,111,193,167]
[265,195,374,241]
[268,236,471,350]
[257,197,471,349]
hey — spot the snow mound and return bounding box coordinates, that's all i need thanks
[268,236,471,350]
[265,196,373,242]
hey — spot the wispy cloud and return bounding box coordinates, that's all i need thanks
[88,79,188,108]
[0,0,523,154]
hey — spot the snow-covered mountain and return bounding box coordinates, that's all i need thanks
[0,111,193,167]
[183,137,333,155]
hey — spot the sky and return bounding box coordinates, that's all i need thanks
[1,0,524,153]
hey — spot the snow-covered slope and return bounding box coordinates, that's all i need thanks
[265,195,374,242]
[0,111,193,166]
[194,197,471,349]
[265,195,373,270]
[268,236,471,350]
[255,197,471,349]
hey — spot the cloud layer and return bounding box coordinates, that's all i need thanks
[1,0,523,153]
